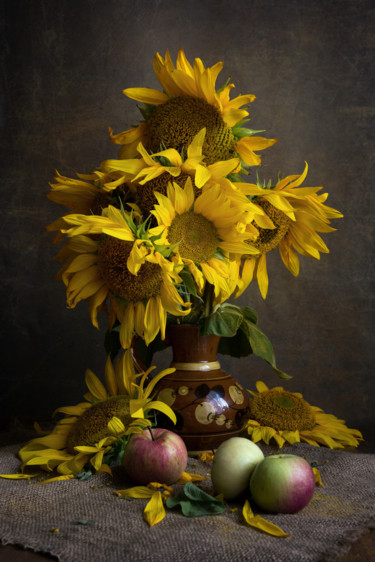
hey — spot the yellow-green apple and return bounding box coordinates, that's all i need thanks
[122,428,188,485]
[250,454,315,513]
[211,437,264,499]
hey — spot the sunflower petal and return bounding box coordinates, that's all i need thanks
[242,500,291,537]
[143,491,166,527]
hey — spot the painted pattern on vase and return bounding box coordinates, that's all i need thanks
[150,324,250,452]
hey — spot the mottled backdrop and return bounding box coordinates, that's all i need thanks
[0,0,374,435]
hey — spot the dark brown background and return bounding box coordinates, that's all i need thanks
[0,0,374,436]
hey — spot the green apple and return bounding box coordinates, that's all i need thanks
[211,437,264,500]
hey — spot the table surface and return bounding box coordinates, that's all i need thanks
[0,425,374,562]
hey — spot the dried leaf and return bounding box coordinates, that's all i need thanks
[143,491,166,527]
[242,500,291,538]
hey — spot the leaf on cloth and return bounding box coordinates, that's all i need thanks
[143,491,166,527]
[0,473,38,479]
[115,486,154,499]
[166,482,225,517]
[242,500,291,538]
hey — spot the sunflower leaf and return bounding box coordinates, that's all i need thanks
[202,304,243,338]
[241,320,292,380]
[179,269,199,297]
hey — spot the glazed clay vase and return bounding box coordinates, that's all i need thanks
[133,323,249,453]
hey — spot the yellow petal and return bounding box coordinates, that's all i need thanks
[123,87,169,105]
[0,473,38,479]
[255,380,269,393]
[143,491,166,527]
[115,486,154,499]
[104,355,118,396]
[108,416,125,435]
[145,400,177,425]
[36,475,75,485]
[312,467,324,487]
[85,369,107,401]
[242,500,291,537]
[176,472,207,484]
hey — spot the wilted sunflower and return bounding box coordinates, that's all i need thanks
[46,169,131,243]
[244,381,362,449]
[235,163,343,298]
[18,351,177,476]
[109,48,277,168]
[59,205,191,348]
[150,177,260,301]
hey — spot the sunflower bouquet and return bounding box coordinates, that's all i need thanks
[47,49,342,363]
[21,47,360,479]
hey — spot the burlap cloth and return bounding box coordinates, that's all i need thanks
[0,442,374,562]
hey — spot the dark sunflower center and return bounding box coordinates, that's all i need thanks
[136,172,200,219]
[252,200,292,253]
[147,96,236,165]
[249,389,315,431]
[66,395,132,453]
[98,237,163,301]
[168,211,219,262]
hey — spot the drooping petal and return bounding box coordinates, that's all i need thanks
[242,500,291,538]
[143,491,166,527]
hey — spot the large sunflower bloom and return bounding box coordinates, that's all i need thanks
[17,351,177,476]
[109,48,277,168]
[150,178,259,301]
[244,381,363,449]
[59,205,191,348]
[235,163,343,298]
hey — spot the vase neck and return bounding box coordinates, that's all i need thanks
[167,324,220,365]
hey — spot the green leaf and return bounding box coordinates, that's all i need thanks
[179,269,199,297]
[203,305,243,338]
[240,306,258,325]
[242,321,292,380]
[218,328,252,358]
[166,483,225,517]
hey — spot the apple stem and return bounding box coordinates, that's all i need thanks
[147,427,155,441]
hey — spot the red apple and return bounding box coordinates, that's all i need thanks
[122,428,188,485]
[250,454,315,513]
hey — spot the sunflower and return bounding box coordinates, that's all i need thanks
[234,163,343,298]
[150,177,260,301]
[102,128,244,214]
[59,205,191,348]
[109,48,277,168]
[18,351,177,476]
[244,381,363,449]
